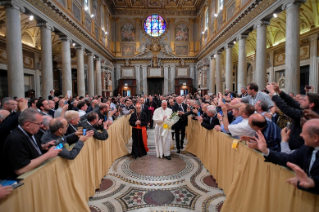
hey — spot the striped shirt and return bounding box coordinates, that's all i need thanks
[259,121,281,152]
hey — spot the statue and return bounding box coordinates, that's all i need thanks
[180,58,185,67]
[163,43,172,55]
[137,43,148,55]
[125,59,130,66]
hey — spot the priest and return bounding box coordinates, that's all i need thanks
[153,101,173,160]
[129,103,149,159]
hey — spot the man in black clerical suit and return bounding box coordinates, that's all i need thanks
[78,112,109,140]
[197,105,219,130]
[146,96,157,129]
[172,96,189,153]
[140,98,149,122]
[1,109,61,179]
[254,119,319,195]
[129,104,149,158]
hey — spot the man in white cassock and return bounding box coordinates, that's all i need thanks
[153,101,173,160]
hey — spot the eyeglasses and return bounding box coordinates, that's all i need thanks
[29,122,42,126]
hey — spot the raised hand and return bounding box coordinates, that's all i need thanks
[0,185,13,199]
[287,162,315,188]
[281,127,291,142]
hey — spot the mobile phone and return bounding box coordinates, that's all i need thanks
[105,116,107,121]
[197,111,201,116]
[219,111,223,116]
[222,98,226,104]
[306,85,311,89]
[83,128,87,136]
[54,143,63,150]
[286,122,291,130]
[230,94,233,99]
[65,101,68,104]
[12,183,24,189]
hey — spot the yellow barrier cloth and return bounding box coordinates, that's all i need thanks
[185,117,319,212]
[0,115,132,212]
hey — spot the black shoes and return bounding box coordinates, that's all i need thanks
[177,150,180,154]
[165,156,171,160]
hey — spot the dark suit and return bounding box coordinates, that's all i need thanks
[172,103,189,151]
[146,101,157,128]
[65,124,79,144]
[141,104,149,122]
[129,112,148,157]
[265,145,319,194]
[201,115,219,130]
[78,120,108,140]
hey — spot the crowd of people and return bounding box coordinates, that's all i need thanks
[0,82,319,199]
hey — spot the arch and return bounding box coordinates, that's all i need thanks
[21,32,34,47]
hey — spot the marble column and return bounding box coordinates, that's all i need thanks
[135,65,140,94]
[142,65,147,95]
[34,53,41,98]
[190,64,195,89]
[268,50,275,83]
[60,35,72,96]
[309,34,318,93]
[111,69,115,94]
[215,52,222,93]
[209,56,216,94]
[283,0,305,94]
[37,22,54,99]
[254,21,269,90]
[1,1,25,97]
[225,44,233,91]
[95,58,102,95]
[170,65,175,94]
[75,45,85,97]
[237,35,248,93]
[87,53,94,97]
[164,65,169,95]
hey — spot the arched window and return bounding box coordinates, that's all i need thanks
[144,14,167,37]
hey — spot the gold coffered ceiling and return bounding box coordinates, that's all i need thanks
[108,0,203,10]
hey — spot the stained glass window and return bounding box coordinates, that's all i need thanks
[144,14,166,37]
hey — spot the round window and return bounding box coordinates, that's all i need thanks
[144,14,167,37]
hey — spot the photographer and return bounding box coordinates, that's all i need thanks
[122,99,134,115]
[41,117,93,160]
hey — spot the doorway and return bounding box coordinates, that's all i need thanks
[300,65,309,94]
[147,78,163,95]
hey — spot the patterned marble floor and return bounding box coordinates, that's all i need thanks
[88,129,226,212]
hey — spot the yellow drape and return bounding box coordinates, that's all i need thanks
[185,117,319,212]
[0,115,132,212]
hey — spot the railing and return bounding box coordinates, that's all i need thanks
[185,117,319,212]
[0,115,132,212]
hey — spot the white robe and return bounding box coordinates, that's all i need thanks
[153,107,173,158]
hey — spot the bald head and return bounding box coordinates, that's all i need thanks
[249,113,267,130]
[176,96,183,104]
[49,117,68,134]
[0,110,10,123]
[301,119,319,147]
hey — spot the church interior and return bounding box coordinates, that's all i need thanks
[0,0,319,212]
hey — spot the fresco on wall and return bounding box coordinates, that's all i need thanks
[121,23,135,42]
[122,45,136,56]
[175,46,189,56]
[175,23,189,41]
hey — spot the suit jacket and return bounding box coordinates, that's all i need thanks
[146,101,157,110]
[78,120,108,140]
[129,112,148,127]
[265,145,319,194]
[141,104,149,122]
[172,103,189,128]
[200,115,219,130]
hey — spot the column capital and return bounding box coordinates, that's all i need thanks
[253,20,270,29]
[237,34,249,41]
[0,0,25,13]
[59,35,71,42]
[210,55,215,59]
[36,22,54,31]
[282,0,306,10]
[225,44,234,49]
[87,52,94,57]
[75,44,84,50]
[309,34,319,42]
[94,57,100,61]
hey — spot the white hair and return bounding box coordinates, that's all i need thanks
[207,105,217,114]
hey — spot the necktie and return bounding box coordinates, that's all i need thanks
[309,149,318,174]
[180,104,183,111]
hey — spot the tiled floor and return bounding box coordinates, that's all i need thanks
[88,128,225,212]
